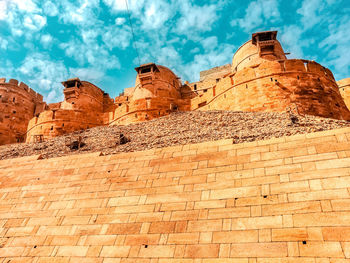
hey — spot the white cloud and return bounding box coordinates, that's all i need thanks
[59,0,99,26]
[102,25,131,50]
[40,34,53,48]
[181,43,234,81]
[0,0,8,20]
[201,36,218,52]
[319,17,350,80]
[279,25,306,58]
[43,1,59,17]
[23,14,47,31]
[69,67,105,81]
[234,0,280,32]
[0,36,8,49]
[141,1,172,30]
[19,53,69,102]
[296,0,328,30]
[115,17,126,25]
[12,0,39,13]
[175,1,218,36]
[103,0,144,13]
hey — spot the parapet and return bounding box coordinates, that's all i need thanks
[0,78,44,102]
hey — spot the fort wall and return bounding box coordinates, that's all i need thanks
[0,78,45,145]
[26,79,114,143]
[191,59,350,120]
[338,78,350,110]
[1,128,350,261]
[110,64,190,125]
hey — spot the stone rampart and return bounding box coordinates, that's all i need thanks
[191,59,350,120]
[110,64,190,125]
[0,78,45,145]
[338,78,350,110]
[26,79,114,143]
[1,128,350,261]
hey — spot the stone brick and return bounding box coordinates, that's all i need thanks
[212,230,258,243]
[299,241,344,257]
[138,245,175,258]
[322,227,350,241]
[231,216,282,230]
[230,243,288,257]
[167,233,199,244]
[184,244,219,258]
[100,246,131,257]
[272,228,308,241]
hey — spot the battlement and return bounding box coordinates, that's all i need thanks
[0,77,43,101]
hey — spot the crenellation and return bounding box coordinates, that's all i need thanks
[0,79,45,145]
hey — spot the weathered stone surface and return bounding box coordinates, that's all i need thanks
[0,79,45,145]
[1,127,350,262]
[1,111,349,160]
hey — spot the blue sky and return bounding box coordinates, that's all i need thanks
[0,0,349,103]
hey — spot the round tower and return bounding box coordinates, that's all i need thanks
[0,78,45,145]
[191,31,350,121]
[26,78,114,143]
[110,63,189,125]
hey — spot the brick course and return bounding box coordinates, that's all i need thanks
[1,127,350,261]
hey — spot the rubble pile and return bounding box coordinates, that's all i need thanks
[1,111,349,160]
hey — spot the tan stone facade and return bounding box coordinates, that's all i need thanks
[1,127,350,261]
[109,63,190,125]
[338,78,350,110]
[1,31,350,145]
[0,78,45,145]
[189,31,350,120]
[26,78,114,143]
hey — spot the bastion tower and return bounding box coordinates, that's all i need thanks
[0,78,45,145]
[190,31,350,120]
[109,63,190,125]
[26,78,114,143]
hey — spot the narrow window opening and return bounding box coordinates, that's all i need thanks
[62,123,64,127]
[72,102,75,104]
[50,126,53,130]
[140,67,151,74]
[13,110,16,114]
[297,75,300,80]
[246,84,248,89]
[194,84,197,91]
[271,78,273,82]
[203,89,207,93]
[216,78,220,83]
[13,97,15,102]
[302,241,307,245]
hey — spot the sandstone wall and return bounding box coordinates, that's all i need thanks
[1,128,350,262]
[199,64,232,82]
[338,78,350,110]
[0,78,45,145]
[232,40,286,73]
[26,80,114,143]
[191,59,350,120]
[110,64,190,126]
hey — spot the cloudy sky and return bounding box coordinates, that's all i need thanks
[0,0,349,103]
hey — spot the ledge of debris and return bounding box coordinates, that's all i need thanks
[1,111,350,160]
